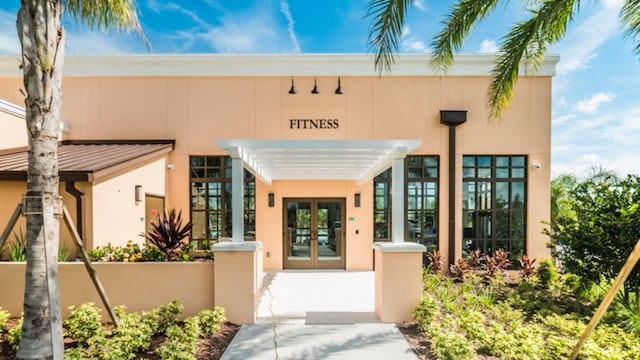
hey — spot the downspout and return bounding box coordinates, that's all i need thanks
[440,110,467,269]
[65,181,86,243]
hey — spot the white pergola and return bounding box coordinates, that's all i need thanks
[215,139,421,244]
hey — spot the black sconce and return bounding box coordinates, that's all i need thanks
[268,193,275,207]
[311,77,319,94]
[135,185,142,205]
[335,77,344,94]
[354,193,361,208]
[288,78,296,94]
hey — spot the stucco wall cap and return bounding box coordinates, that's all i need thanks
[373,242,426,253]
[212,241,263,252]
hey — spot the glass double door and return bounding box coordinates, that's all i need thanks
[284,198,345,269]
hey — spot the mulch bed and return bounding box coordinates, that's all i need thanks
[0,321,240,360]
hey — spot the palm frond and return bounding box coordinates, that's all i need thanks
[489,0,579,120]
[367,0,414,74]
[621,0,640,58]
[430,0,501,73]
[65,0,150,49]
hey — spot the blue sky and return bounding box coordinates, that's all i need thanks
[0,0,638,178]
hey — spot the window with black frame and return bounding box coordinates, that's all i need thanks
[190,156,255,249]
[462,155,526,261]
[373,156,439,254]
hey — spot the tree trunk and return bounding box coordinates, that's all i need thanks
[16,0,65,359]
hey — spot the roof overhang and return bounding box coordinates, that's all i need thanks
[216,139,422,185]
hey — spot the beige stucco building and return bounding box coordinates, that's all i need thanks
[0,53,557,271]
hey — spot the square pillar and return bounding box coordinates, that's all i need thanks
[213,241,263,324]
[391,152,406,243]
[373,242,425,322]
[231,156,244,242]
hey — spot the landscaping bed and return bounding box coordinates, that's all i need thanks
[0,301,239,360]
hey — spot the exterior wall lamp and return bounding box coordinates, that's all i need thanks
[135,185,142,206]
[288,78,296,94]
[268,192,275,207]
[335,77,344,94]
[354,193,361,208]
[311,77,319,94]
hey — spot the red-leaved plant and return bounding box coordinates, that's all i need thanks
[141,208,192,261]
[486,249,512,276]
[518,254,537,280]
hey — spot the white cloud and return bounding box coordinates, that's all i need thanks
[414,0,428,12]
[400,26,429,53]
[552,113,575,126]
[554,1,623,75]
[280,0,301,53]
[575,92,615,114]
[478,39,498,53]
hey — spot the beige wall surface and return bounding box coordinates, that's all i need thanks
[92,157,167,248]
[0,262,215,319]
[0,68,552,268]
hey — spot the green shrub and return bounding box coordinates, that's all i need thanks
[196,307,226,337]
[156,317,201,360]
[426,316,475,360]
[141,243,166,262]
[93,306,155,360]
[7,316,23,350]
[0,308,10,333]
[537,259,558,288]
[64,303,104,346]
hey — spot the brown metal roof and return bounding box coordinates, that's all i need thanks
[0,140,175,182]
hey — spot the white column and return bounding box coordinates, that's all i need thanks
[231,155,244,242]
[391,149,406,243]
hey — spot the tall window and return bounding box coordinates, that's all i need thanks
[190,156,255,248]
[373,156,439,251]
[462,155,526,260]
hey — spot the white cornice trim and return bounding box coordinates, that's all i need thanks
[0,53,559,77]
[0,99,25,118]
[373,242,427,253]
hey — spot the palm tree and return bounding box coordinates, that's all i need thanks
[367,0,640,119]
[15,1,146,358]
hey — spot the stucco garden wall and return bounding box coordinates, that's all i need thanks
[0,262,214,319]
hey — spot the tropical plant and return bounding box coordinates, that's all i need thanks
[485,249,512,276]
[367,0,640,119]
[427,249,442,273]
[141,208,193,261]
[8,229,27,262]
[548,174,640,301]
[15,1,146,357]
[518,255,537,281]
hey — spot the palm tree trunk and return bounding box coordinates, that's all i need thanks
[16,1,65,358]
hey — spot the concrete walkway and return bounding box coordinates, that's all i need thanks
[221,271,418,360]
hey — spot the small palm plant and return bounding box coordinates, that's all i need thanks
[141,209,192,261]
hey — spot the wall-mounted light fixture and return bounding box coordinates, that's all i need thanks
[135,185,142,206]
[335,77,344,95]
[311,77,319,94]
[354,193,361,208]
[288,78,296,94]
[532,162,541,170]
[268,192,275,207]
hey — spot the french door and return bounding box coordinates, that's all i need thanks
[283,198,345,269]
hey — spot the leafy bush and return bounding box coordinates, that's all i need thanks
[156,317,201,360]
[0,308,9,333]
[7,316,23,350]
[411,271,640,359]
[64,303,104,346]
[196,307,226,337]
[141,208,192,261]
[142,299,183,336]
[537,259,558,288]
[426,249,442,273]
